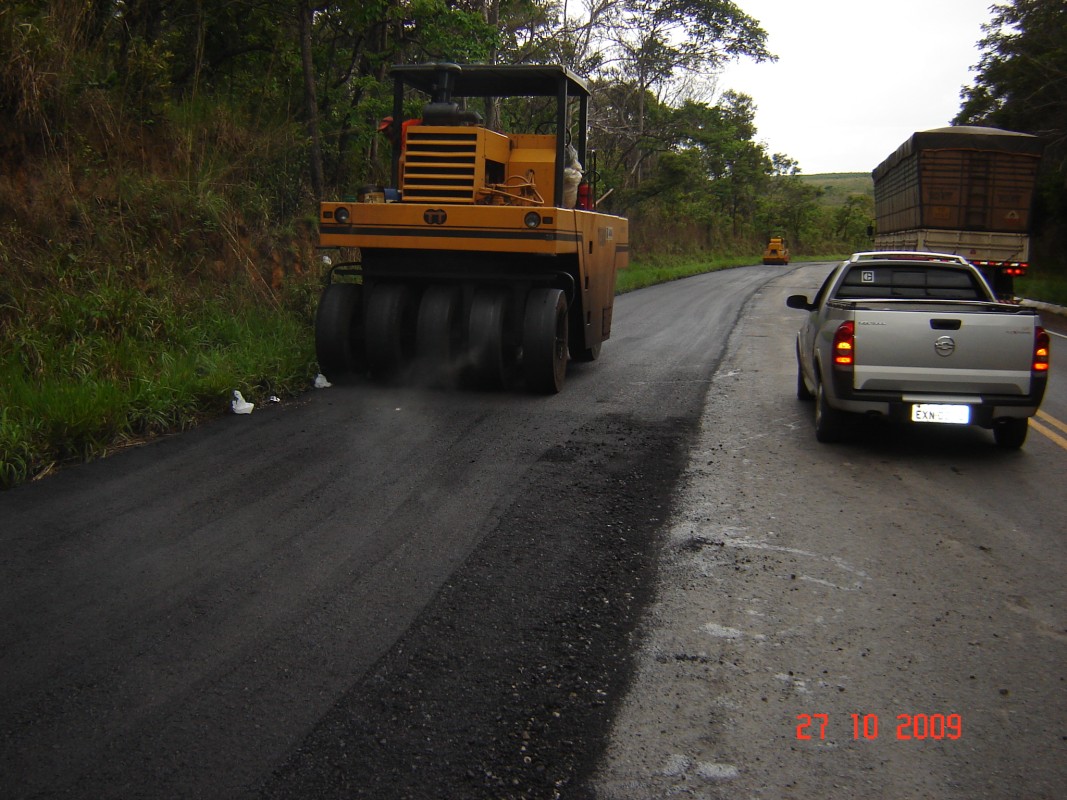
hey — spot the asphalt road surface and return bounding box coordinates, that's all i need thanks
[1,263,776,798]
[2,262,1065,799]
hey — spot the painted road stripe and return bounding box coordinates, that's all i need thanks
[1031,416,1067,451]
[1037,409,1067,435]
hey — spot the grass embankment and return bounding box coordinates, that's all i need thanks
[1017,271,1067,307]
[616,253,757,292]
[2,269,318,482]
[0,267,318,488]
[616,252,848,293]
[0,93,324,488]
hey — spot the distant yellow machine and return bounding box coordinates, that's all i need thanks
[762,236,790,265]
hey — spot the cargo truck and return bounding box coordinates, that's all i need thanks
[871,126,1044,300]
[314,63,629,393]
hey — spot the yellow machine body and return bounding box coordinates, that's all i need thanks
[314,63,629,392]
[762,236,790,265]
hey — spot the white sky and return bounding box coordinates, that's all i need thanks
[714,0,994,174]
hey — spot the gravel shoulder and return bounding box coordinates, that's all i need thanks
[593,265,1067,799]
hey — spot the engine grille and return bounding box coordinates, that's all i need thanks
[401,127,509,204]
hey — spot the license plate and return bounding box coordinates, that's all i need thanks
[911,404,971,425]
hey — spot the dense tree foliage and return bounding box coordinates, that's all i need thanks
[0,0,870,260]
[956,0,1067,271]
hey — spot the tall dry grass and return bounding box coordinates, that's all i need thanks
[0,6,323,489]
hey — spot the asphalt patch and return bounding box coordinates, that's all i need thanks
[258,412,695,799]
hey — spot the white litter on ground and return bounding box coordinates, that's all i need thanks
[231,390,254,414]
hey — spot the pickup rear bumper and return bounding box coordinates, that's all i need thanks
[829,369,1048,426]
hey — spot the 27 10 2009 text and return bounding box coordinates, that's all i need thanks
[795,713,962,741]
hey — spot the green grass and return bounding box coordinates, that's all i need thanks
[0,284,316,488]
[798,172,873,206]
[1017,270,1067,307]
[618,252,849,293]
[616,253,757,292]
[0,87,325,489]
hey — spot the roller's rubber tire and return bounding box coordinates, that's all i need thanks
[365,283,413,380]
[570,338,601,363]
[314,283,364,379]
[416,285,463,385]
[524,288,569,394]
[467,288,515,389]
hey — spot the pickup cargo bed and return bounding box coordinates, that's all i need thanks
[844,301,1039,395]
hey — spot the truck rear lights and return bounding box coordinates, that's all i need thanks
[1033,327,1050,372]
[973,259,1027,276]
[833,321,855,366]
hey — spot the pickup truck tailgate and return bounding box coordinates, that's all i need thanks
[850,303,1036,395]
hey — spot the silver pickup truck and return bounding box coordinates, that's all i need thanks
[786,252,1051,448]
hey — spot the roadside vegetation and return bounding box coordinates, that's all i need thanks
[0,276,318,487]
[1017,270,1067,308]
[616,254,761,293]
[616,250,856,294]
[1,0,1063,489]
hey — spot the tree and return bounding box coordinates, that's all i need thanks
[956,0,1067,149]
[756,154,822,248]
[607,0,773,92]
[600,88,791,251]
[576,0,773,187]
[832,193,874,245]
[956,0,1067,270]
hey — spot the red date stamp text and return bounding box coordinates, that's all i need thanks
[796,713,962,741]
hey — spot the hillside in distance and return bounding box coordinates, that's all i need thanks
[799,172,874,206]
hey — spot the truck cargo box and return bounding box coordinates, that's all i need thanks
[873,229,1030,268]
[872,126,1043,235]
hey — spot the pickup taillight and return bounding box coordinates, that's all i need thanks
[1034,327,1050,373]
[833,321,855,367]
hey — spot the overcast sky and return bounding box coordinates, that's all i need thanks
[714,0,995,175]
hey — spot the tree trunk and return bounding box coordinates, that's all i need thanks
[298,1,325,200]
[482,0,502,129]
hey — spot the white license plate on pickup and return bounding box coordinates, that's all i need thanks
[911,404,971,425]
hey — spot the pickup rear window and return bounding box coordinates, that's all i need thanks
[835,265,986,301]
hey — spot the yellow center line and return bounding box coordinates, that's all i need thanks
[1031,417,1067,451]
[1036,409,1067,435]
